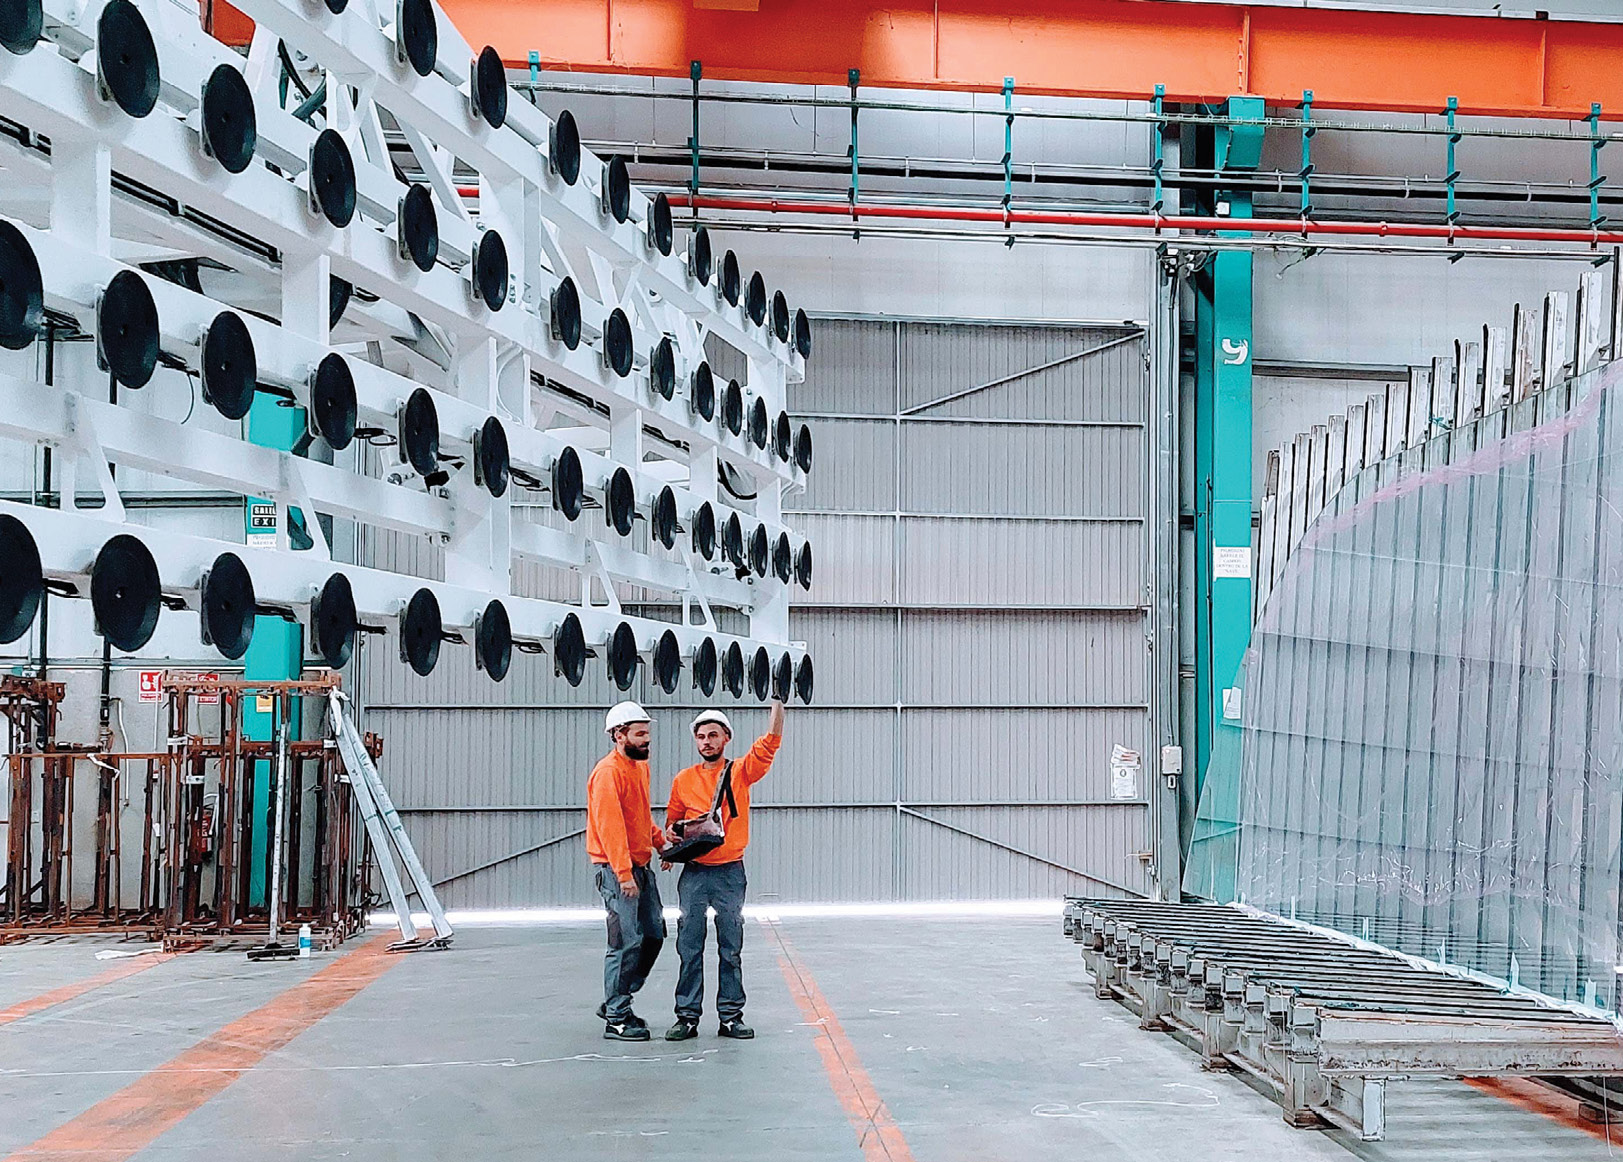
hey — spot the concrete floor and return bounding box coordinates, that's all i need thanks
[1,915,1617,1160]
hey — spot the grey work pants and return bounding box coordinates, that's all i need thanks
[674,860,747,1022]
[595,863,665,1020]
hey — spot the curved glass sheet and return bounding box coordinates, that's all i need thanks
[1186,361,1623,1012]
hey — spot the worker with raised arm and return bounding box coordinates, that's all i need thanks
[661,697,785,1041]
[587,701,667,1042]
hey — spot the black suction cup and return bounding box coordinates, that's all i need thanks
[96,0,159,118]
[772,291,790,342]
[474,415,510,498]
[309,353,358,450]
[745,272,767,326]
[399,387,440,477]
[794,654,814,704]
[606,621,639,691]
[772,532,792,583]
[470,46,508,128]
[200,64,257,174]
[650,336,676,400]
[602,156,631,224]
[1,0,41,55]
[651,486,678,549]
[308,129,357,228]
[690,361,716,421]
[688,225,712,284]
[719,250,740,306]
[91,534,160,652]
[692,637,718,696]
[794,308,812,359]
[311,573,357,669]
[721,512,744,568]
[749,523,769,578]
[398,588,442,676]
[774,410,792,462]
[692,501,716,560]
[200,551,255,660]
[96,270,159,389]
[472,229,508,311]
[0,514,42,644]
[553,612,587,685]
[550,277,581,349]
[648,192,673,256]
[721,379,743,436]
[721,641,744,698]
[795,540,813,590]
[552,446,584,520]
[475,598,512,681]
[0,220,44,350]
[397,183,439,272]
[396,0,437,78]
[200,310,256,420]
[329,276,352,328]
[772,652,793,701]
[603,308,633,377]
[749,396,768,449]
[652,629,681,694]
[606,466,635,537]
[550,109,581,184]
[748,646,771,700]
[794,423,813,474]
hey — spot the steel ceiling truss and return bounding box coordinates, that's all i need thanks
[0,0,816,696]
[1066,899,1623,1142]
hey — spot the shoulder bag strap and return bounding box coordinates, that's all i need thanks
[710,761,738,820]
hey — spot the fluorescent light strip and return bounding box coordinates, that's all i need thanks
[370,899,1064,928]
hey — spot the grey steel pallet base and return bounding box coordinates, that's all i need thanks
[1064,898,1623,1141]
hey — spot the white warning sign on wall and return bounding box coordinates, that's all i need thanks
[1213,546,1251,579]
[1110,744,1141,801]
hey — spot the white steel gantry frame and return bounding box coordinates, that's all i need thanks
[0,0,813,688]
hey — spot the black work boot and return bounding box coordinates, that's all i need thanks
[718,1017,754,1040]
[665,1018,699,1041]
[605,1013,651,1041]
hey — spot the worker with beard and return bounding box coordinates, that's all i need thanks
[660,697,784,1041]
[587,701,667,1041]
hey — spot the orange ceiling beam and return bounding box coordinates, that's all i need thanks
[437,0,1623,119]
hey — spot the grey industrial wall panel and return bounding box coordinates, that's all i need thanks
[362,316,1153,905]
[898,517,1142,608]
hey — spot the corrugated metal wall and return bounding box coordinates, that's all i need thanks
[358,318,1154,905]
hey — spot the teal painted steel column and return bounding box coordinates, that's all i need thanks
[1186,98,1262,900]
[242,395,304,906]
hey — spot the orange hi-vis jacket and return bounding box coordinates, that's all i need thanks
[586,750,666,886]
[665,734,780,866]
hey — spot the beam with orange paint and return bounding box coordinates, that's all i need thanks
[435,0,1623,120]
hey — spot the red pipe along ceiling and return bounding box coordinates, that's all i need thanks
[664,193,1623,249]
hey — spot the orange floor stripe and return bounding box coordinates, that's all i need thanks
[1465,1077,1620,1144]
[4,935,399,1162]
[761,918,915,1162]
[0,953,178,1029]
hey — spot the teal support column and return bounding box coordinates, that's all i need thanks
[242,395,304,907]
[1185,97,1262,902]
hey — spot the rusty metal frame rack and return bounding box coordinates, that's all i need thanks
[160,674,372,951]
[1064,899,1623,1141]
[3,751,171,942]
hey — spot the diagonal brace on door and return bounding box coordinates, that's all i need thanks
[899,806,1145,896]
[899,331,1144,417]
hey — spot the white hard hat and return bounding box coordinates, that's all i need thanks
[605,701,651,734]
[692,709,733,735]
